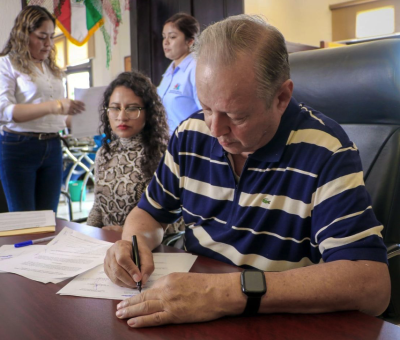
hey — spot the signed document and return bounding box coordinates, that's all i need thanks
[57,253,197,300]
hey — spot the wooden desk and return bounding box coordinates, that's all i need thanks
[0,219,399,340]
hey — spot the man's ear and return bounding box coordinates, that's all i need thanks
[275,79,293,115]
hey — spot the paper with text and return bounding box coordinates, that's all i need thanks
[72,87,107,138]
[0,227,112,283]
[0,210,55,236]
[0,245,45,273]
[57,253,197,300]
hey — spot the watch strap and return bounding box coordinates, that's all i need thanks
[242,295,262,316]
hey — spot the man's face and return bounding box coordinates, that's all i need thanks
[196,55,285,157]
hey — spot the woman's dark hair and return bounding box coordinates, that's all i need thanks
[165,12,200,41]
[99,71,170,179]
[1,5,62,78]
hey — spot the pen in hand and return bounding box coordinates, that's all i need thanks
[14,236,56,248]
[132,235,142,292]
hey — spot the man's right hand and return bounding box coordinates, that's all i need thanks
[104,239,155,288]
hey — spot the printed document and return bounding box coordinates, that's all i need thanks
[72,87,107,138]
[0,245,45,273]
[0,210,55,236]
[57,253,197,300]
[0,227,112,283]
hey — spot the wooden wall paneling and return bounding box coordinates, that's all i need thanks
[130,0,244,84]
[193,0,224,29]
[137,0,152,77]
[151,0,185,85]
[129,0,140,72]
[192,0,244,38]
[178,0,191,13]
[225,0,244,17]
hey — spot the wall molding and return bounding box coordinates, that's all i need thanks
[330,0,380,10]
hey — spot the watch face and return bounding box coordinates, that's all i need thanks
[242,270,266,294]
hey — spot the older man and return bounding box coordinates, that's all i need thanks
[104,15,390,327]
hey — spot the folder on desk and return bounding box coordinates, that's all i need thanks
[0,210,56,237]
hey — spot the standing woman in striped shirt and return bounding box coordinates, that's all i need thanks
[0,6,84,212]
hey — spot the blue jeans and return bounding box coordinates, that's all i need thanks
[0,131,62,212]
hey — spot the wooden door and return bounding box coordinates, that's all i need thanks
[129,0,244,85]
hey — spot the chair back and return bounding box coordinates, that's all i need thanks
[289,39,400,244]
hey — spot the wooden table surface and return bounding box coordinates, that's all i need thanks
[0,219,399,340]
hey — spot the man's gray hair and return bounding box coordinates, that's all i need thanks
[193,14,290,107]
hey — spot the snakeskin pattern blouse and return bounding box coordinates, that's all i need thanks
[87,134,150,228]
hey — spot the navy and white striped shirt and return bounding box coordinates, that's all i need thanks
[138,98,387,271]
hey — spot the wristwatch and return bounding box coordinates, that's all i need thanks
[240,269,267,316]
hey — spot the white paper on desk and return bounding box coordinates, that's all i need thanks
[71,87,107,138]
[57,253,197,300]
[0,210,55,232]
[0,245,65,283]
[0,227,112,283]
[0,245,45,273]
[160,253,198,273]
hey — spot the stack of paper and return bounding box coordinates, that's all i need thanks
[0,210,56,237]
[0,227,112,283]
[0,245,46,273]
[57,253,197,300]
[0,226,198,301]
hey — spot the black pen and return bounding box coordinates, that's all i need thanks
[132,235,142,292]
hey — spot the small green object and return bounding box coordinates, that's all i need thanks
[262,198,270,204]
[68,180,86,202]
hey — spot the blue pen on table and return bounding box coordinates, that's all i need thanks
[132,235,142,292]
[14,236,56,248]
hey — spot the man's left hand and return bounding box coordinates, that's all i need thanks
[115,272,244,327]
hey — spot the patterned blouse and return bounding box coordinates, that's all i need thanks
[87,134,150,228]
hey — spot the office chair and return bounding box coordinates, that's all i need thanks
[289,38,400,320]
[60,137,96,223]
[163,231,185,248]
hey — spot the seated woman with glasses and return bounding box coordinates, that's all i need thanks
[87,71,170,232]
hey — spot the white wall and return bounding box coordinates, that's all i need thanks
[92,10,131,87]
[245,0,344,47]
[0,0,22,51]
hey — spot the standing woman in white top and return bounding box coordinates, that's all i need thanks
[157,13,201,134]
[0,6,85,212]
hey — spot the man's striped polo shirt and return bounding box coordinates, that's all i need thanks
[138,98,387,271]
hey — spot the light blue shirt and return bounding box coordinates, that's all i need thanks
[157,53,201,134]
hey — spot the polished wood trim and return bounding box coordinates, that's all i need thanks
[330,0,380,10]
[124,56,132,72]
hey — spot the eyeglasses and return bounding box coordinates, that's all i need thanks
[106,106,144,120]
